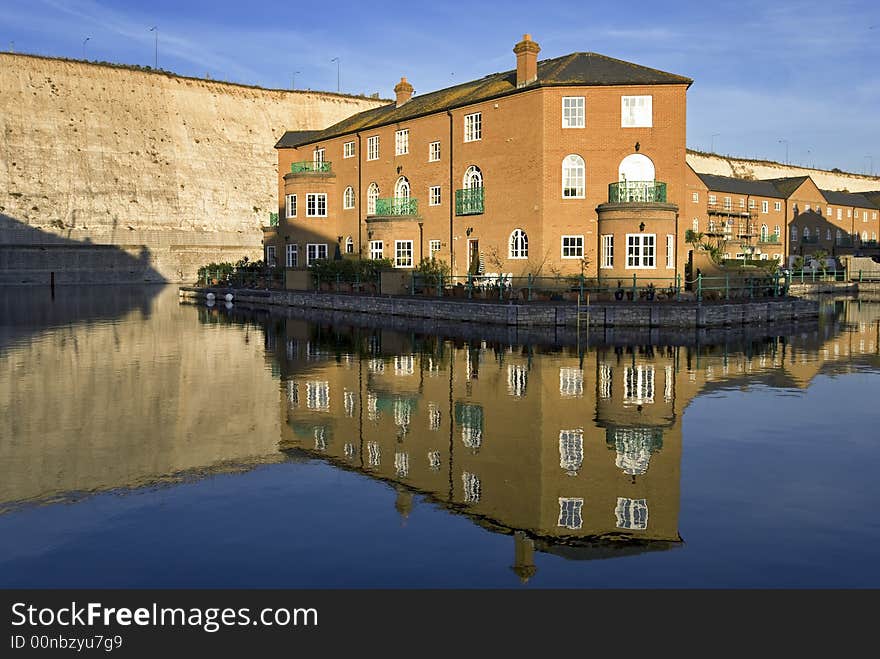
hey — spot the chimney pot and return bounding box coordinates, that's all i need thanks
[513,34,541,88]
[394,76,414,107]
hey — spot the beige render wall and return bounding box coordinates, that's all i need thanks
[0,54,388,281]
[687,150,880,192]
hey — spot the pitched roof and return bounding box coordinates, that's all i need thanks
[862,191,880,206]
[695,173,786,198]
[821,189,879,209]
[275,52,692,149]
[765,176,811,197]
[274,130,323,149]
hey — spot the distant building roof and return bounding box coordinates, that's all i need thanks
[862,191,880,206]
[765,176,811,197]
[696,173,786,198]
[275,52,692,149]
[820,189,879,209]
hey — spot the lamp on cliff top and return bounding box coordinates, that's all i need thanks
[82,37,90,61]
[149,26,158,69]
[330,57,340,92]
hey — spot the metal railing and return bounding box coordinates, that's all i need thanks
[758,233,781,244]
[201,267,285,290]
[608,180,667,203]
[373,197,418,216]
[801,235,819,244]
[455,187,484,215]
[290,160,332,173]
[707,202,755,217]
[268,212,279,227]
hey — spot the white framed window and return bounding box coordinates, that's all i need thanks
[826,228,831,241]
[692,218,699,232]
[804,226,810,239]
[723,196,732,210]
[874,212,878,220]
[509,228,528,259]
[395,240,413,268]
[306,243,328,265]
[367,135,379,161]
[367,182,379,215]
[615,497,648,531]
[791,226,798,242]
[429,185,441,206]
[847,209,852,218]
[343,141,355,158]
[559,429,584,474]
[345,236,354,254]
[559,367,583,398]
[748,198,756,209]
[709,194,717,205]
[369,240,383,260]
[762,200,769,213]
[429,239,441,257]
[313,148,325,165]
[561,235,584,258]
[507,364,528,398]
[826,206,832,216]
[692,192,699,203]
[666,234,674,268]
[864,210,869,221]
[306,193,327,217]
[343,186,355,210]
[558,497,583,530]
[265,245,276,266]
[626,234,656,269]
[285,243,298,268]
[463,165,482,189]
[395,128,409,155]
[775,201,782,211]
[464,112,482,142]
[562,154,585,198]
[429,141,441,162]
[624,365,654,404]
[562,96,585,128]
[306,380,330,411]
[862,231,869,241]
[621,95,652,127]
[601,234,613,268]
[285,193,297,218]
[740,198,746,209]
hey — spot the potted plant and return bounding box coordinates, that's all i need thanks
[614,280,625,301]
[644,283,656,301]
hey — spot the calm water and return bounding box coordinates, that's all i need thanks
[1,286,879,588]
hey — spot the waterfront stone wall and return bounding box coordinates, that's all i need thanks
[179,287,819,328]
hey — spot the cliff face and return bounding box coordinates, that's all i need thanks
[686,151,880,192]
[0,54,387,282]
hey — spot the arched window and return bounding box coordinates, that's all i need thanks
[836,229,842,245]
[618,153,655,182]
[791,226,798,241]
[826,229,831,241]
[345,236,354,254]
[760,224,768,240]
[803,227,810,238]
[562,154,585,198]
[395,176,410,199]
[463,165,483,189]
[775,225,781,238]
[509,229,528,259]
[343,186,355,210]
[692,218,699,232]
[367,182,379,215]
[862,231,869,241]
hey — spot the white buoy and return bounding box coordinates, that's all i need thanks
[206,300,215,307]
[225,301,233,310]
[225,293,233,302]
[206,292,216,301]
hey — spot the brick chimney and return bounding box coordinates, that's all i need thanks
[513,34,541,87]
[394,77,414,107]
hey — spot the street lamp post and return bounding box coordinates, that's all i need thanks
[866,155,874,176]
[330,57,340,92]
[778,138,789,165]
[149,26,158,69]
[82,37,90,60]
[711,133,720,153]
[293,71,301,90]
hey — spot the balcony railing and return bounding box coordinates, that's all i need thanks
[290,160,332,174]
[801,235,819,244]
[268,212,279,227]
[836,237,854,247]
[863,240,879,248]
[455,187,484,215]
[608,180,667,203]
[707,202,755,217]
[373,197,418,216]
[758,233,781,244]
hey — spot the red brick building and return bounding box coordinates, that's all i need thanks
[264,34,692,283]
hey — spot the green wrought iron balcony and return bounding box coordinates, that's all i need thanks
[801,235,819,244]
[373,197,418,216]
[455,187,484,215]
[268,212,279,227]
[290,160,332,174]
[758,233,781,244]
[863,239,878,248]
[608,180,667,203]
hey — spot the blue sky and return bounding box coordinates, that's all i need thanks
[2,0,878,174]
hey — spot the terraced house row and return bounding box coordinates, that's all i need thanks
[685,170,880,267]
[263,33,878,280]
